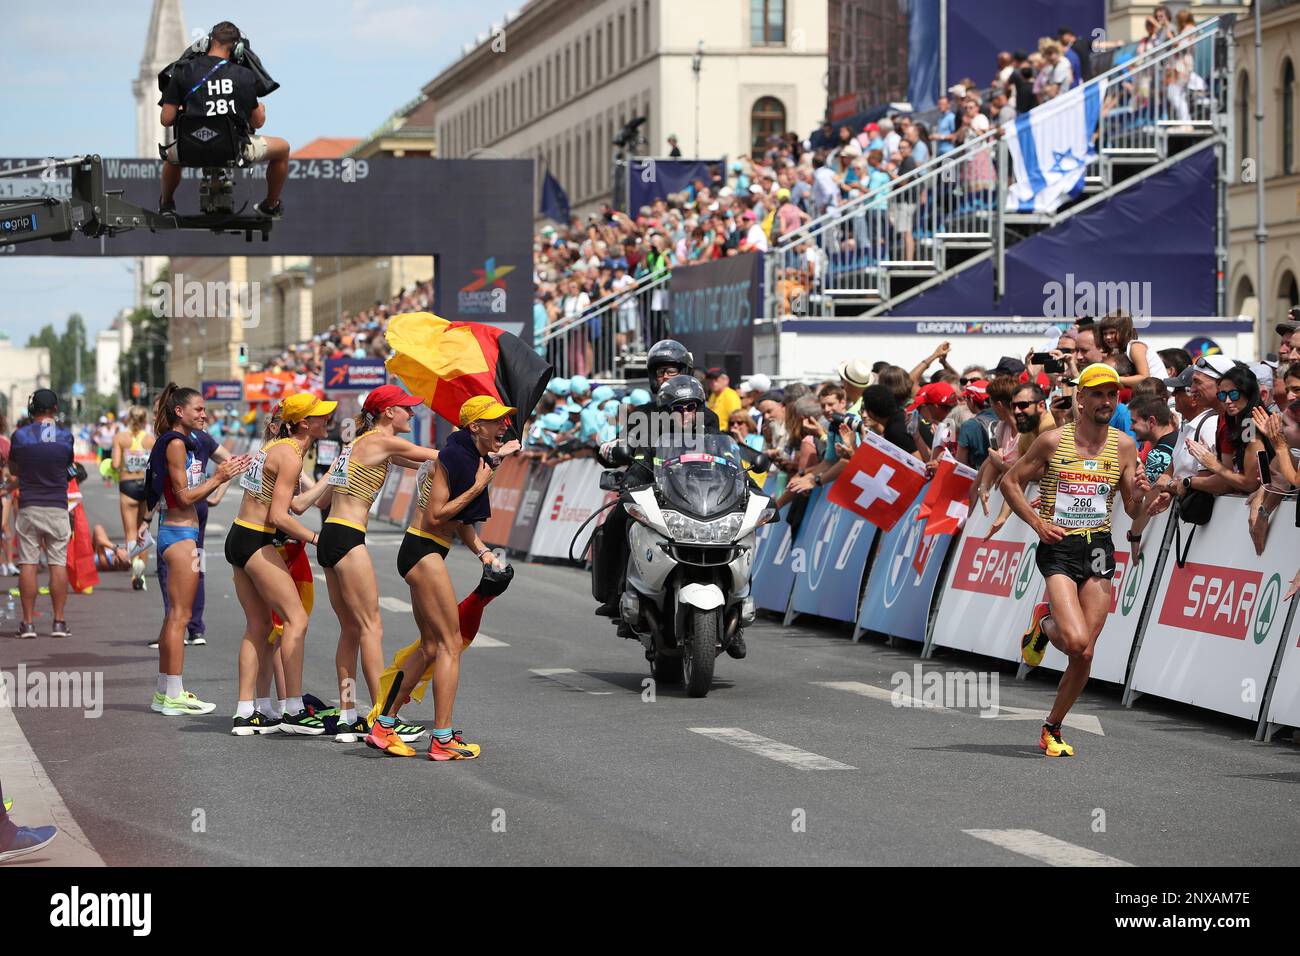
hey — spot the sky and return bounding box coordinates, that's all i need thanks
[0,0,521,345]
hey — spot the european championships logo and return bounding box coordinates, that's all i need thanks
[458,258,515,315]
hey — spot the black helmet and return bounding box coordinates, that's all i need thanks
[657,374,706,410]
[646,339,693,394]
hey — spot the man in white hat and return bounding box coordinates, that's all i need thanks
[838,358,874,416]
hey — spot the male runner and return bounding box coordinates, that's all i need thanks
[999,364,1148,757]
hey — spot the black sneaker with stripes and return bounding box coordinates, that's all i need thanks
[230,711,282,736]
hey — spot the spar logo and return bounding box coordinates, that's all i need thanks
[458,258,515,315]
[1013,542,1038,599]
[1157,563,1281,643]
[549,489,565,522]
[1114,551,1145,616]
[952,539,1031,597]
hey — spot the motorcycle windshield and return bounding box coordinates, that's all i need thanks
[654,434,746,518]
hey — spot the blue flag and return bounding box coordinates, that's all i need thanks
[540,169,570,225]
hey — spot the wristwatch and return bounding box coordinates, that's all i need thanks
[1181,476,1193,492]
[814,474,823,487]
[1126,531,1141,544]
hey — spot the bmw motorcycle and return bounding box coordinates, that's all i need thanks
[599,433,775,697]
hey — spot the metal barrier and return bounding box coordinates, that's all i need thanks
[765,16,1229,320]
[538,270,671,382]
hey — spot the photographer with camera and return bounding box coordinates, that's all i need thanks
[158,21,289,218]
[7,389,74,640]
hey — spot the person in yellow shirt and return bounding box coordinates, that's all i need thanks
[705,368,742,424]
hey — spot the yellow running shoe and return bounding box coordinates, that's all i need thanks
[364,723,416,757]
[1039,723,1075,757]
[1020,602,1052,667]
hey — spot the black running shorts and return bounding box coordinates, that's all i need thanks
[1034,531,1115,585]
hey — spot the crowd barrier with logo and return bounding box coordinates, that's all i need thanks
[528,459,606,561]
[1125,499,1298,723]
[750,492,821,615]
[1260,585,1300,739]
[787,491,878,626]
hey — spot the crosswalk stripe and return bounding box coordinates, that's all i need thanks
[378,596,412,613]
[688,727,856,770]
[812,681,1104,736]
[206,522,226,533]
[963,829,1134,867]
[530,668,614,695]
[471,634,510,647]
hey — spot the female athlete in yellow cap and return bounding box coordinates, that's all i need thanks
[365,395,519,759]
[225,391,337,737]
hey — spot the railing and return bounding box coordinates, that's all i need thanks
[766,16,1229,320]
[539,270,671,381]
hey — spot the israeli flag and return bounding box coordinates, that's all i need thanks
[1005,76,1106,214]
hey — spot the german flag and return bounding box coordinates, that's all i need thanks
[385,312,553,442]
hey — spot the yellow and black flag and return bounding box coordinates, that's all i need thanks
[385,312,553,441]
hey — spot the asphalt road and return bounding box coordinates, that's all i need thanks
[2,479,1297,866]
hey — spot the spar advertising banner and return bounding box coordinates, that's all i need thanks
[325,357,387,393]
[751,491,823,614]
[1263,588,1300,732]
[1036,506,1172,685]
[480,455,530,548]
[788,493,877,624]
[858,483,954,644]
[528,459,605,560]
[1129,499,1297,721]
[928,485,1045,662]
[507,461,552,555]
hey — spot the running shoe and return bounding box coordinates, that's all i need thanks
[364,723,415,757]
[3,796,13,812]
[38,586,49,596]
[254,199,283,219]
[150,692,165,713]
[147,638,160,649]
[278,709,326,736]
[391,716,426,743]
[1039,723,1075,758]
[50,620,69,639]
[184,633,206,646]
[159,691,218,717]
[17,621,35,640]
[0,824,58,863]
[1020,602,1052,668]
[230,712,282,736]
[333,716,370,743]
[427,731,481,761]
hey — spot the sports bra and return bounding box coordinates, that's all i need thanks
[1037,423,1121,536]
[240,437,303,505]
[327,431,389,505]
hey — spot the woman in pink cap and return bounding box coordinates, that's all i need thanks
[315,384,444,744]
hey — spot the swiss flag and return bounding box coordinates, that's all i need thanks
[828,430,927,531]
[920,454,978,536]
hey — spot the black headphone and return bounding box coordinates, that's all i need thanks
[27,388,58,417]
[196,24,246,60]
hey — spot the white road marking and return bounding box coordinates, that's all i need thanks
[0,701,104,865]
[471,634,509,647]
[812,681,1104,736]
[313,574,326,583]
[378,596,412,613]
[963,829,1134,867]
[688,728,856,771]
[206,522,226,533]
[529,668,614,695]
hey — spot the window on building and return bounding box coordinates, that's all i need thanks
[1239,71,1249,166]
[1284,59,1296,175]
[750,96,786,154]
[586,34,592,88]
[596,26,603,79]
[643,0,651,56]
[1283,271,1299,312]
[631,6,638,61]
[619,14,626,70]
[607,21,614,75]
[751,0,785,46]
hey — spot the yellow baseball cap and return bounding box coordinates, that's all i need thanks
[279,392,338,423]
[459,395,516,426]
[1071,363,1120,389]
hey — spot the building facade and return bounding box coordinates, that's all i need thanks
[427,0,828,220]
[1227,0,1300,358]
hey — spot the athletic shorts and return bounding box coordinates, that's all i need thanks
[158,524,201,559]
[119,478,147,502]
[1034,531,1115,585]
[224,519,276,569]
[317,518,366,569]
[16,506,72,566]
[164,135,268,165]
[397,527,450,580]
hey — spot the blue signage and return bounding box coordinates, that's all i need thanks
[201,380,243,402]
[325,357,387,392]
[788,496,878,624]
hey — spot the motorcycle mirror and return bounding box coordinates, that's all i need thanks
[752,453,771,473]
[599,470,625,492]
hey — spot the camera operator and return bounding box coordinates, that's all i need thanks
[158,21,290,217]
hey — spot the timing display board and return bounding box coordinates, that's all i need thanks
[0,157,534,332]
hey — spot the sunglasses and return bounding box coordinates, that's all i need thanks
[672,402,701,413]
[1057,347,1075,354]
[1011,401,1041,411]
[960,377,981,386]
[1217,389,1242,403]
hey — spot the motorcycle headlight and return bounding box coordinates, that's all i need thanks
[662,511,745,543]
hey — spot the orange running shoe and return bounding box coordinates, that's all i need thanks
[364,722,416,757]
[1039,723,1075,757]
[427,731,481,761]
[1020,602,1052,667]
